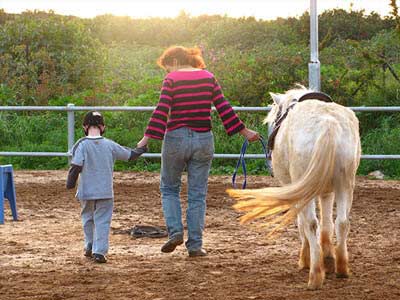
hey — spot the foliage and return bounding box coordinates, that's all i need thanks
[0,9,399,177]
[0,10,105,105]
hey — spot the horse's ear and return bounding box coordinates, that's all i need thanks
[270,92,281,105]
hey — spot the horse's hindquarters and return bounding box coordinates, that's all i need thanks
[230,93,361,289]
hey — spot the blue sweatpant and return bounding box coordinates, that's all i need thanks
[80,198,114,256]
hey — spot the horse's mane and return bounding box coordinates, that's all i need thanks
[265,84,314,124]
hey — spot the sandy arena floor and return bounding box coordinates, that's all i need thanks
[0,171,399,300]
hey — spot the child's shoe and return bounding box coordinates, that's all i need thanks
[93,253,107,263]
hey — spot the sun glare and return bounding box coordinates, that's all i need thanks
[1,0,392,19]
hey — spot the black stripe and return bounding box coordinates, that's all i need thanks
[213,89,223,98]
[159,98,171,105]
[155,106,169,114]
[227,123,245,136]
[225,119,242,130]
[219,110,235,122]
[172,103,211,111]
[172,78,215,87]
[161,90,173,97]
[184,123,212,129]
[216,103,231,114]
[170,111,211,119]
[174,95,213,103]
[213,97,227,107]
[145,129,164,138]
[148,121,166,130]
[152,113,168,122]
[173,87,214,94]
[168,120,211,127]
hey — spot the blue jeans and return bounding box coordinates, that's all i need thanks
[80,198,114,256]
[160,127,214,251]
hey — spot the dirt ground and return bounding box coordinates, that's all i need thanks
[0,171,399,300]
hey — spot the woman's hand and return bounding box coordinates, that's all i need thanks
[239,128,260,142]
[137,136,149,148]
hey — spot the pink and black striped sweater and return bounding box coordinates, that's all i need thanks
[144,70,245,140]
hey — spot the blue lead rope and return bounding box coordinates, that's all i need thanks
[232,136,272,189]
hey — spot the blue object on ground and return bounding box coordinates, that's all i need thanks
[0,165,18,224]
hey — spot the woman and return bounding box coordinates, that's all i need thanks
[137,46,259,257]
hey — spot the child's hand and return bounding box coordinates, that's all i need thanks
[137,136,149,148]
[130,145,148,161]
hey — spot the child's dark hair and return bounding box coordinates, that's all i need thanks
[83,111,105,136]
[157,46,206,70]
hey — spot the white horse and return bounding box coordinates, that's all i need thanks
[227,86,361,289]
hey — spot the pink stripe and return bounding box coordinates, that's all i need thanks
[175,91,212,99]
[153,109,168,117]
[215,99,229,109]
[222,115,237,126]
[150,118,167,126]
[219,107,233,117]
[145,133,163,140]
[157,102,170,108]
[162,86,173,91]
[213,94,224,102]
[147,126,165,134]
[227,121,243,133]
[174,100,211,107]
[171,108,211,115]
[168,70,212,80]
[213,85,221,92]
[174,83,214,91]
[171,116,211,122]
[160,94,172,101]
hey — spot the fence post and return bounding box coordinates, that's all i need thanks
[67,103,75,164]
[309,0,321,91]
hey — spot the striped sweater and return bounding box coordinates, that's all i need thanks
[144,70,245,140]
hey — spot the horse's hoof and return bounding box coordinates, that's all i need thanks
[323,256,336,274]
[336,272,350,278]
[308,269,325,290]
[298,261,310,270]
[307,282,323,290]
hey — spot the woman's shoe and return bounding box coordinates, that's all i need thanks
[188,249,207,257]
[161,235,184,253]
[93,253,107,263]
[84,243,92,258]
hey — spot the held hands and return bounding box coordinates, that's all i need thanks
[137,136,149,148]
[240,127,260,142]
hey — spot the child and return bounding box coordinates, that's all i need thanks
[136,46,259,257]
[67,111,147,263]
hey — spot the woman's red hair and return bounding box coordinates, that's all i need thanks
[157,46,206,70]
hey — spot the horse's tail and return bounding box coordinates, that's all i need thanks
[227,119,338,236]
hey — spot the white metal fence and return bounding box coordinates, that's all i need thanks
[1,104,400,160]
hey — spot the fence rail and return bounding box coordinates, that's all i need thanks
[1,104,400,160]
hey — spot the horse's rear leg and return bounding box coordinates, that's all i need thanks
[319,193,335,273]
[297,215,310,270]
[335,187,353,278]
[300,199,325,290]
